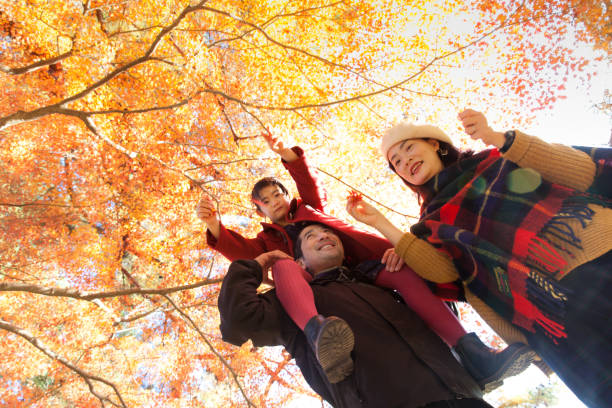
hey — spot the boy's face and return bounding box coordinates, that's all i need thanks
[255,185,291,224]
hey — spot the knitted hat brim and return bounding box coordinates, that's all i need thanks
[381,123,453,161]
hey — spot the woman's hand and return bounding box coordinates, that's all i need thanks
[381,248,404,272]
[346,197,383,227]
[458,109,505,149]
[348,197,408,248]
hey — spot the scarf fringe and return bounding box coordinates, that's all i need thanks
[526,237,567,276]
[526,197,596,277]
[526,272,570,341]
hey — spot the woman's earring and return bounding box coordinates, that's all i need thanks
[439,147,448,156]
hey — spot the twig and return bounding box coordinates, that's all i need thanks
[162,294,257,407]
[0,319,127,407]
[315,167,419,219]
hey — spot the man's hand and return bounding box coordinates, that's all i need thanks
[381,248,404,272]
[254,250,293,273]
[262,131,299,162]
[458,109,505,149]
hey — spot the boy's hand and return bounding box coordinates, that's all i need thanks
[196,195,222,239]
[346,197,383,228]
[262,131,299,162]
[196,195,218,223]
[458,109,505,148]
[381,248,404,272]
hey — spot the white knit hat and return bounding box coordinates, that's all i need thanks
[380,122,453,160]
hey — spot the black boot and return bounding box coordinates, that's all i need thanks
[454,333,535,392]
[304,315,355,384]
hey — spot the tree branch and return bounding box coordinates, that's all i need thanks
[85,92,202,115]
[0,196,112,208]
[162,294,256,407]
[0,1,209,132]
[185,157,262,172]
[0,278,222,301]
[0,51,73,75]
[0,319,127,408]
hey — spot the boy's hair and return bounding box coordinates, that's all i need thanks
[250,177,290,211]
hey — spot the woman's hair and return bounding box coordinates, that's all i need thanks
[251,177,289,211]
[388,139,474,202]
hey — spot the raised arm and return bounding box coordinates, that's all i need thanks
[197,194,267,261]
[459,109,596,191]
[218,252,294,347]
[501,130,595,191]
[346,198,459,283]
[261,132,326,211]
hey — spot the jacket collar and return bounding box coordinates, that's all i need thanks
[311,265,355,284]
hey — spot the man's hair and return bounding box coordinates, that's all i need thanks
[388,139,474,205]
[292,221,327,261]
[250,177,290,211]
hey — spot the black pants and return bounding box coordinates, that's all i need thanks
[423,398,494,408]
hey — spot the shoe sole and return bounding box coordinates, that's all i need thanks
[316,318,355,384]
[481,346,536,392]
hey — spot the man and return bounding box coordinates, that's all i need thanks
[218,222,497,408]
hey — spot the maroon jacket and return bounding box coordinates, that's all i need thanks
[206,147,391,264]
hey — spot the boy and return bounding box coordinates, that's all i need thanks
[197,133,396,266]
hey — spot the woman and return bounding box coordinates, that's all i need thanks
[347,109,611,407]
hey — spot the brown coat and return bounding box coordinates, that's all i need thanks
[218,260,483,408]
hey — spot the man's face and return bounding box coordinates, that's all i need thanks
[255,184,291,225]
[297,224,344,275]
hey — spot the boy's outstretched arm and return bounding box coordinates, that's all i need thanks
[262,132,299,163]
[262,132,327,211]
[196,194,268,261]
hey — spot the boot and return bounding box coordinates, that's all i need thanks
[454,333,535,392]
[304,315,355,384]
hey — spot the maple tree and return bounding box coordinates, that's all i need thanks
[0,0,607,406]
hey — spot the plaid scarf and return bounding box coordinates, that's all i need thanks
[412,147,611,342]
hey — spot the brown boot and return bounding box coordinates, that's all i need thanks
[304,315,354,383]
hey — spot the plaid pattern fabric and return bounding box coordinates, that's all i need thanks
[525,250,612,408]
[412,148,612,341]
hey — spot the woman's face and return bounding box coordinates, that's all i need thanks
[387,138,444,185]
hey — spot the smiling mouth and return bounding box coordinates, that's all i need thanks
[318,242,336,250]
[410,161,423,176]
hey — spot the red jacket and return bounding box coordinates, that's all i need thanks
[206,147,391,264]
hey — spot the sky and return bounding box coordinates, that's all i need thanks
[529,70,611,147]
